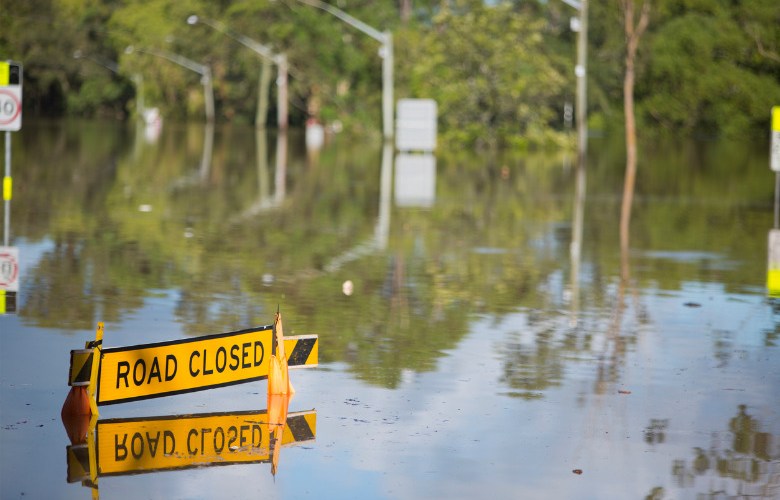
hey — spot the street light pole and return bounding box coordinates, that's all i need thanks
[187,15,288,130]
[126,45,214,122]
[73,51,145,119]
[295,0,393,141]
[562,0,588,163]
[576,0,588,164]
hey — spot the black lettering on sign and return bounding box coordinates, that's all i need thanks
[214,427,225,453]
[187,428,198,455]
[114,430,178,462]
[189,351,200,377]
[254,341,264,366]
[132,360,146,386]
[115,434,128,461]
[117,355,179,389]
[117,361,130,389]
[203,349,213,375]
[164,430,175,455]
[182,424,264,457]
[228,426,237,448]
[131,432,144,459]
[241,342,251,368]
[216,347,226,373]
[148,357,162,383]
[229,345,240,370]
[165,354,177,381]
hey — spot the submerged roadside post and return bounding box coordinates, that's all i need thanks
[767,106,780,296]
[1,61,22,314]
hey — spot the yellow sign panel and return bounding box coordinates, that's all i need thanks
[97,326,273,405]
[0,62,8,86]
[93,410,316,476]
[773,106,780,132]
[285,335,319,368]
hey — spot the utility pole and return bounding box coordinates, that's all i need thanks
[126,45,214,123]
[187,15,288,130]
[295,0,394,141]
[562,0,588,163]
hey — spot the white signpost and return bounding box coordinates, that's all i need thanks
[1,62,21,312]
[772,106,780,172]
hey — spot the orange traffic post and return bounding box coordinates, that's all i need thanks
[268,310,295,396]
[61,323,103,420]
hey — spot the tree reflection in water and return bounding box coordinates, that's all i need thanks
[669,405,779,497]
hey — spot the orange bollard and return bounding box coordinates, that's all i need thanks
[61,386,92,444]
[267,393,291,477]
[268,311,295,396]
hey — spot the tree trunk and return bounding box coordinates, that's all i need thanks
[620,0,650,281]
[400,0,412,24]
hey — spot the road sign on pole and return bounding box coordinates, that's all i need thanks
[0,62,22,132]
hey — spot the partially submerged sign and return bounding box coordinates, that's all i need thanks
[98,326,273,405]
[0,246,18,314]
[768,229,780,296]
[66,409,316,482]
[396,98,437,152]
[0,61,22,132]
[67,323,318,407]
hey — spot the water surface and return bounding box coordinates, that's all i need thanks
[1,120,778,499]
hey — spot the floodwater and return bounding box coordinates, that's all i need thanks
[1,119,779,499]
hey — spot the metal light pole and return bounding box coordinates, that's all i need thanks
[187,15,288,130]
[562,0,588,163]
[125,45,214,122]
[73,51,145,119]
[295,0,393,141]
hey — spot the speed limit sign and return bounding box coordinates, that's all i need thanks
[0,62,22,132]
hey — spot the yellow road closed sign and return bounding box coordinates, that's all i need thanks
[97,326,273,405]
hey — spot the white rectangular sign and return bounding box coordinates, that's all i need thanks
[396,99,437,152]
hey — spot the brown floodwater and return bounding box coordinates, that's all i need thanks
[1,119,778,499]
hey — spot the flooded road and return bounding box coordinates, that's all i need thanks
[1,120,779,499]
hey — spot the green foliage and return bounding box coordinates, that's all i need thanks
[639,2,780,136]
[398,1,570,148]
[3,0,780,139]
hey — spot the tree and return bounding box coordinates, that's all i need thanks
[398,1,570,148]
[619,0,649,270]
